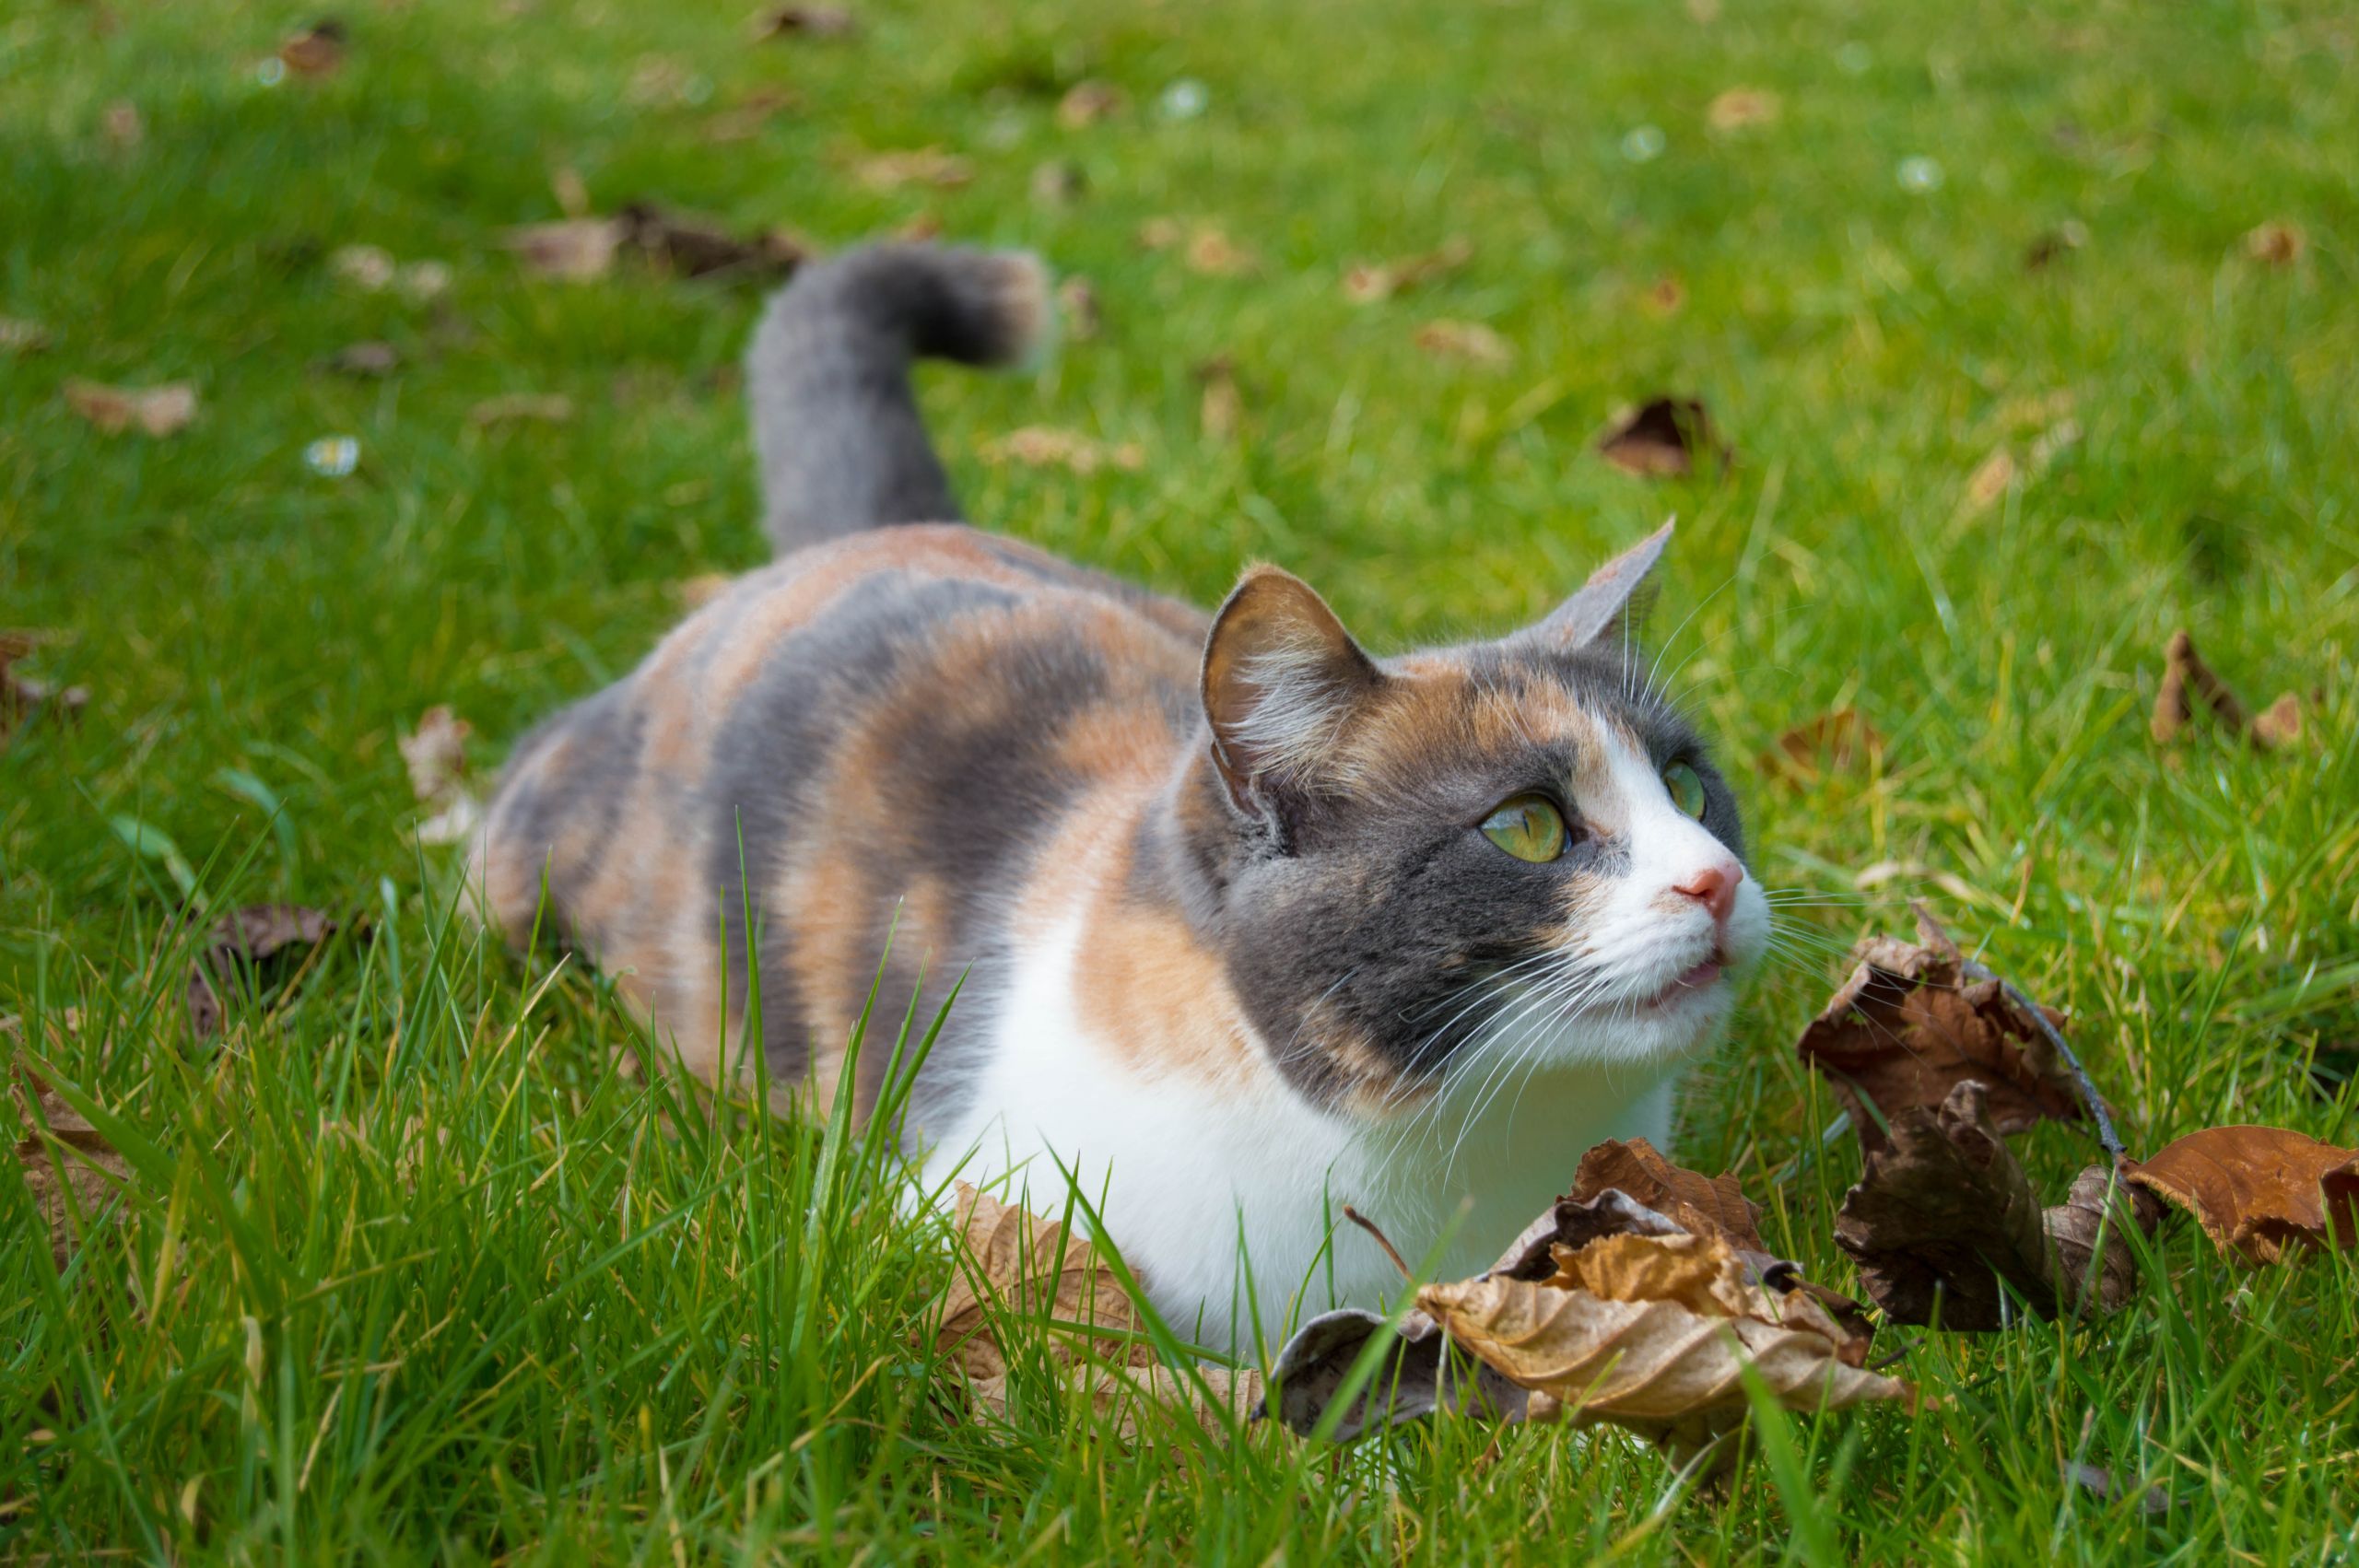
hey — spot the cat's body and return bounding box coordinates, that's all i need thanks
[474,244,1769,1348]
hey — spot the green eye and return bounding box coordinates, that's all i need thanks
[1481,795,1568,862]
[1663,761,1707,820]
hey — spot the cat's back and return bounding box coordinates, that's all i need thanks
[474,523,1206,1098]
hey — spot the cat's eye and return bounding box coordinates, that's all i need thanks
[1481,795,1568,863]
[1663,761,1707,820]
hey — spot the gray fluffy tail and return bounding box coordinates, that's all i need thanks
[745,242,1051,554]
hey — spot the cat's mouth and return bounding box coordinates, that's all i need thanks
[1623,954,1728,1016]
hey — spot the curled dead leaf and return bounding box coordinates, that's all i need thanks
[65,379,197,438]
[185,904,355,1040]
[2151,628,2300,751]
[2125,1126,2357,1264]
[1567,1139,1765,1252]
[1834,1081,2157,1328]
[1797,905,2084,1152]
[400,704,485,845]
[1597,396,1724,478]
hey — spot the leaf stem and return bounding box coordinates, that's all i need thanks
[1341,1204,1413,1281]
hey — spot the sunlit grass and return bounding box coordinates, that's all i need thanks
[5,0,2357,1559]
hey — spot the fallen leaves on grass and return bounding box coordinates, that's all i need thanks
[2024,220,2088,271]
[2151,628,2301,751]
[1137,218,1258,276]
[938,1184,1262,1441]
[978,427,1144,475]
[1273,1156,1904,1464]
[1833,1082,2158,1327]
[1759,707,1884,789]
[503,206,806,284]
[1,632,89,742]
[1597,396,1724,477]
[277,18,347,77]
[1706,88,1780,131]
[749,4,855,40]
[2126,1126,2357,1263]
[1342,238,1473,304]
[186,905,349,1040]
[1413,319,1513,367]
[8,1059,131,1270]
[2244,220,2306,266]
[1797,904,2084,1152]
[64,379,197,438]
[400,704,484,845]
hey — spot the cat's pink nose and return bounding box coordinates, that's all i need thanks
[1673,863,1740,925]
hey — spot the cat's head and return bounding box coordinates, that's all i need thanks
[1179,522,1768,1115]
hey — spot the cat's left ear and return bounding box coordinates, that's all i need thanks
[1531,519,1674,649]
[1201,567,1384,813]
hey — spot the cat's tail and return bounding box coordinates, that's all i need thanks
[745,242,1051,554]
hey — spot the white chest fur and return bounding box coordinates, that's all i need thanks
[919,915,1681,1354]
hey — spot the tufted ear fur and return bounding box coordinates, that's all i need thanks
[1532,519,1674,650]
[1201,568,1384,814]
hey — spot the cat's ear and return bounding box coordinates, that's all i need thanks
[1532,519,1674,649]
[1201,567,1383,812]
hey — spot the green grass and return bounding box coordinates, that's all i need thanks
[5,0,2357,1558]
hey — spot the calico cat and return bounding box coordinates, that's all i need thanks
[472,243,1770,1348]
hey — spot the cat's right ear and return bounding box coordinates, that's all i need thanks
[1201,568,1384,815]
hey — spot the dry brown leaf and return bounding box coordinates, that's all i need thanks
[936,1182,1150,1379]
[1030,159,1086,206]
[277,19,347,77]
[10,1062,131,1271]
[1567,1138,1765,1252]
[1598,396,1724,477]
[1834,1081,2159,1327]
[1797,905,2084,1152]
[2025,222,2089,271]
[1706,88,1780,131]
[1057,79,1126,130]
[1759,707,1884,789]
[616,203,808,282]
[1641,275,1685,315]
[2125,1126,2357,1264]
[1414,319,1514,367]
[468,393,574,427]
[979,427,1144,475]
[0,316,53,356]
[1137,219,1257,276]
[1964,447,2016,514]
[1418,1233,1913,1453]
[501,218,627,282]
[323,341,400,377]
[65,380,197,438]
[703,88,801,144]
[1342,238,1473,304]
[2151,629,2301,752]
[185,905,350,1040]
[2244,220,2306,266]
[749,4,855,40]
[852,147,972,191]
[1195,356,1241,440]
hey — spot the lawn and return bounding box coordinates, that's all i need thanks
[5,0,2358,1559]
